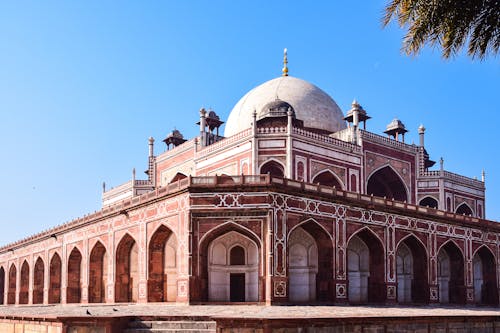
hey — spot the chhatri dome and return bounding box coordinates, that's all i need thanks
[224,49,347,137]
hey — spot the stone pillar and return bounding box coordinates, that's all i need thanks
[271,208,288,303]
[286,108,293,178]
[199,108,207,147]
[28,255,33,304]
[106,230,115,303]
[385,224,397,304]
[138,221,148,303]
[334,216,348,303]
[43,250,49,304]
[61,242,67,304]
[81,238,89,304]
[418,125,425,147]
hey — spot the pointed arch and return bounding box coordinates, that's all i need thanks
[7,263,16,304]
[287,218,333,242]
[311,170,344,189]
[115,233,138,302]
[169,172,187,184]
[67,247,82,303]
[366,165,408,202]
[455,202,473,216]
[419,196,438,209]
[33,257,44,304]
[472,245,498,305]
[19,260,29,304]
[49,252,62,304]
[260,159,284,178]
[347,227,385,304]
[396,234,428,303]
[89,241,107,303]
[437,240,465,304]
[199,222,262,302]
[0,266,4,305]
[148,224,178,302]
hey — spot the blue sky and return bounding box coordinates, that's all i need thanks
[0,1,498,246]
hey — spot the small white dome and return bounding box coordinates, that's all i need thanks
[224,76,346,137]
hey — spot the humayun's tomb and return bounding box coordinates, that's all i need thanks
[0,51,499,332]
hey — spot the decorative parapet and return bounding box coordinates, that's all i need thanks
[196,128,252,158]
[293,127,361,153]
[420,170,484,189]
[360,130,419,154]
[3,174,496,253]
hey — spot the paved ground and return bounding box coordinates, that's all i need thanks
[0,304,499,320]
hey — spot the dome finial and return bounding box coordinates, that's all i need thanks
[282,48,289,76]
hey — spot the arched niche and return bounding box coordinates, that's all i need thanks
[148,225,178,302]
[473,246,498,305]
[49,253,62,304]
[288,227,318,302]
[89,241,108,303]
[67,247,82,303]
[347,229,385,304]
[396,236,428,304]
[437,241,465,304]
[312,170,343,189]
[115,234,139,303]
[260,160,284,178]
[419,196,438,209]
[456,203,473,216]
[19,260,29,304]
[7,264,16,304]
[367,166,408,202]
[208,231,259,302]
[0,266,4,305]
[33,257,44,304]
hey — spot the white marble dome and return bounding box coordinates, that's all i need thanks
[224,76,346,137]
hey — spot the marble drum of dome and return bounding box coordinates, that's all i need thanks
[224,76,347,137]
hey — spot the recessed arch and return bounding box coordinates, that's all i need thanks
[311,170,344,189]
[472,245,498,305]
[347,227,385,304]
[7,263,16,304]
[287,218,333,243]
[229,245,246,265]
[395,235,428,303]
[89,241,107,303]
[419,196,438,209]
[33,257,44,304]
[67,247,82,303]
[455,202,473,216]
[0,266,4,305]
[199,222,262,302]
[19,260,29,304]
[115,233,139,302]
[366,165,408,202]
[260,159,284,178]
[437,240,465,304]
[148,224,178,302]
[49,252,62,304]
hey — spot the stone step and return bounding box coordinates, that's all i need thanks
[126,320,217,333]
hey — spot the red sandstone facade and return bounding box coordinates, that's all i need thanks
[0,71,497,308]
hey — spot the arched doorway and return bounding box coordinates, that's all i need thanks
[33,257,44,304]
[0,266,5,305]
[473,247,498,305]
[419,197,438,209]
[288,227,318,302]
[89,241,107,303]
[456,203,473,216]
[396,236,428,303]
[207,231,259,302]
[437,242,465,304]
[67,247,82,303]
[115,234,139,302]
[49,253,62,304]
[19,260,29,304]
[7,264,16,304]
[367,166,407,202]
[148,225,178,302]
[312,171,343,189]
[347,229,385,304]
[260,160,284,178]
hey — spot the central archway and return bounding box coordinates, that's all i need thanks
[347,229,385,304]
[207,231,259,302]
[367,166,408,202]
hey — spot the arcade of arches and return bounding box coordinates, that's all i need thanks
[0,221,498,306]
